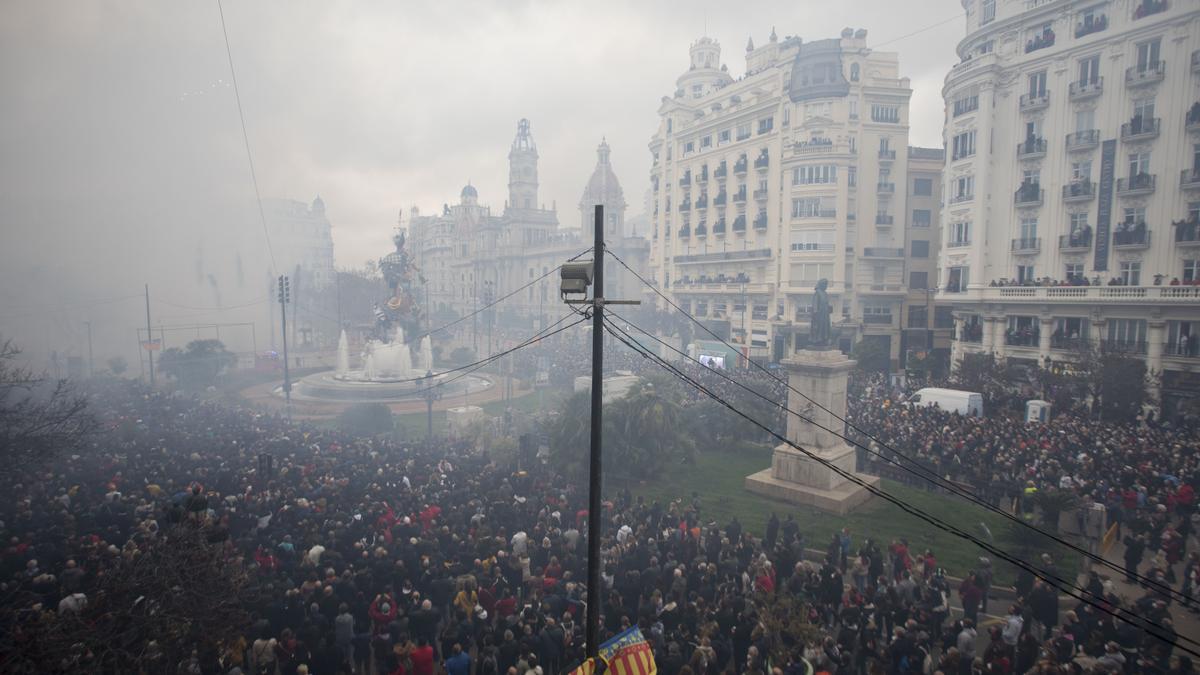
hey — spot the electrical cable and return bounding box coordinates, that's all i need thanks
[606,248,1195,605]
[602,317,1200,657]
[418,247,592,340]
[215,0,277,274]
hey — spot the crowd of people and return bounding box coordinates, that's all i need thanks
[0,344,1196,675]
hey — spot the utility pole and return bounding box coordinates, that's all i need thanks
[585,204,605,660]
[145,284,155,386]
[84,320,94,379]
[278,275,292,421]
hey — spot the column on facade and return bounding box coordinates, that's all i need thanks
[951,314,965,366]
[1038,317,1053,366]
[1147,320,1165,375]
[1090,318,1105,353]
[991,316,1007,359]
[981,316,995,354]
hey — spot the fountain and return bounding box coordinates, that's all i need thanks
[290,232,491,404]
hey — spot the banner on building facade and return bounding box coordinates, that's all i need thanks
[1094,139,1116,272]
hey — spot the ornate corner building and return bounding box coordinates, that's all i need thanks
[938,0,1200,414]
[646,30,950,368]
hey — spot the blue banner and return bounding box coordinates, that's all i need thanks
[1094,139,1116,272]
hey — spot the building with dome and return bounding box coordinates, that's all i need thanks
[646,30,948,367]
[405,120,649,347]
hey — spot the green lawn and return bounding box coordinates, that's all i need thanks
[393,382,569,439]
[623,447,1077,586]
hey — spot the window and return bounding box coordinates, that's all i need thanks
[1078,55,1100,84]
[913,178,933,196]
[791,197,833,218]
[977,40,994,55]
[946,266,969,292]
[871,104,900,123]
[981,0,995,24]
[790,230,835,252]
[1019,217,1038,241]
[792,165,838,185]
[684,140,695,155]
[1071,160,1092,181]
[1022,169,1041,186]
[691,84,704,99]
[953,175,975,200]
[782,107,790,127]
[1065,263,1085,281]
[718,129,730,145]
[872,266,886,284]
[1028,70,1047,96]
[848,166,857,187]
[666,118,673,134]
[1017,265,1036,284]
[911,209,932,227]
[757,117,774,134]
[701,135,712,149]
[953,94,979,117]
[1119,261,1142,286]
[1075,108,1095,133]
[1135,38,1161,71]
[908,306,929,329]
[952,130,977,160]
[1132,97,1155,122]
[911,240,930,258]
[736,123,752,141]
[1184,260,1200,283]
[1123,206,1146,225]
[1128,152,1150,177]
[1070,212,1089,230]
[949,221,971,246]
[1107,318,1146,348]
[849,99,859,119]
[909,271,929,289]
[850,63,860,81]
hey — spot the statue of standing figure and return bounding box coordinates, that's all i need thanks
[810,278,833,347]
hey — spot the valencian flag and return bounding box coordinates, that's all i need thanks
[598,627,657,675]
[566,657,599,675]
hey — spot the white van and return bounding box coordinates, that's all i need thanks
[905,387,984,417]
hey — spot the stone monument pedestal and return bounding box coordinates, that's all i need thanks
[745,348,879,515]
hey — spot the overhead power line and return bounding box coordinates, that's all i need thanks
[603,317,1200,658]
[605,248,1194,606]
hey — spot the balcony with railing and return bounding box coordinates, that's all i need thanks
[714,191,727,206]
[1113,226,1150,248]
[1116,173,1156,196]
[1059,231,1093,252]
[1181,169,1200,191]
[1017,137,1047,159]
[753,212,768,229]
[734,157,748,174]
[753,189,769,201]
[1121,117,1160,142]
[863,247,904,258]
[1014,183,1044,206]
[699,167,710,185]
[1075,14,1107,38]
[1020,91,1050,112]
[878,148,896,161]
[876,182,895,194]
[949,192,975,205]
[732,215,746,232]
[695,195,708,209]
[733,187,747,203]
[712,218,726,235]
[1132,0,1167,20]
[1006,330,1039,347]
[875,214,894,227]
[1066,129,1100,151]
[1174,217,1200,246]
[1102,339,1148,355]
[679,199,691,212]
[714,162,727,180]
[680,173,691,188]
[1051,336,1089,351]
[946,238,971,249]
[678,225,690,238]
[1011,237,1041,253]
[695,222,708,237]
[1069,78,1103,100]
[1063,181,1095,202]
[1025,29,1056,53]
[754,152,770,170]
[1126,61,1165,86]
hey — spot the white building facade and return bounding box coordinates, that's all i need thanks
[938,0,1200,415]
[647,30,946,365]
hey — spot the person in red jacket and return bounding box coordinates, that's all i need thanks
[959,573,983,625]
[369,593,398,636]
[410,636,435,675]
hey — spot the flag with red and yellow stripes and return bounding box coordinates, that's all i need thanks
[566,657,598,675]
[598,627,657,675]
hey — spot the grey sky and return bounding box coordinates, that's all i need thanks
[0,0,963,362]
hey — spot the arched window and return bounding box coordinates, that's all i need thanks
[850,63,860,82]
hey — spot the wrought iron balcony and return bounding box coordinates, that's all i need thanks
[1173,218,1200,245]
[714,163,727,180]
[733,189,747,203]
[734,158,748,174]
[754,153,770,170]
[1066,129,1100,152]
[1101,339,1147,355]
[1069,78,1103,100]
[1126,61,1165,86]
[1121,117,1160,141]
[1059,232,1093,252]
[732,215,746,232]
[714,192,727,206]
[1062,181,1095,202]
[1187,104,1200,132]
[876,182,896,194]
[753,189,769,201]
[1020,91,1050,112]
[1113,227,1150,248]
[1132,0,1167,20]
[1014,184,1043,206]
[875,214,894,226]
[695,196,708,209]
[1075,14,1107,38]
[1181,169,1200,191]
[1017,138,1047,159]
[712,218,726,235]
[678,226,690,238]
[862,247,904,258]
[680,174,691,187]
[1116,174,1156,196]
[878,149,896,161]
[694,223,707,237]
[1011,237,1041,253]
[679,200,691,212]
[753,212,768,229]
